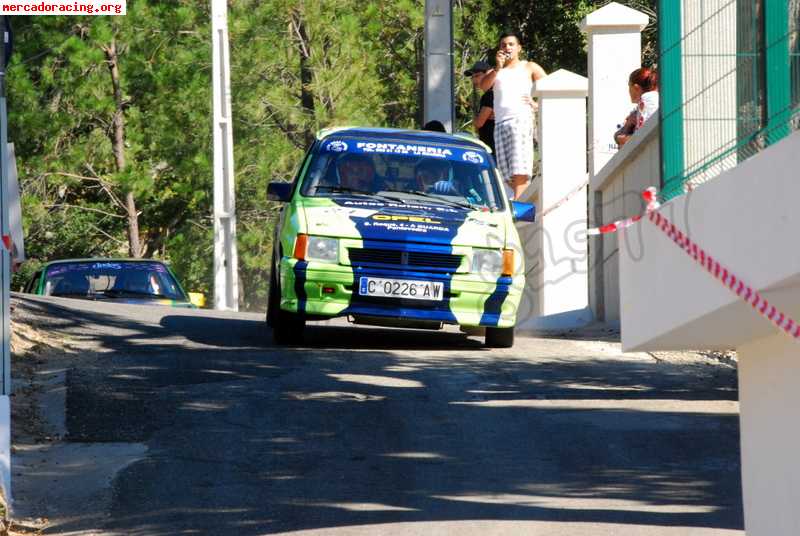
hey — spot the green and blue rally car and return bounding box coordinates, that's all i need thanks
[267,127,535,347]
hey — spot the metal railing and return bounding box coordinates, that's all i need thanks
[659,0,800,200]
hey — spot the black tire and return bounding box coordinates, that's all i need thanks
[273,307,306,345]
[266,265,306,345]
[485,326,514,348]
[266,268,279,327]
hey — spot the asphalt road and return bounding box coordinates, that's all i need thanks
[11,295,743,535]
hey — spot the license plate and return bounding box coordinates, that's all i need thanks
[359,277,444,301]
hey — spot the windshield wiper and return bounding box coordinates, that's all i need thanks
[316,185,408,204]
[403,190,482,211]
[99,289,166,299]
[315,185,374,196]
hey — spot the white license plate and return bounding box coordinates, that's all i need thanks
[358,277,444,301]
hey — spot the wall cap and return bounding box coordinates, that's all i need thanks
[580,2,649,33]
[533,69,588,97]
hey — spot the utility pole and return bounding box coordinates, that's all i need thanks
[211,0,239,311]
[423,0,454,132]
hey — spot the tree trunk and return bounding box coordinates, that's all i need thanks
[104,39,141,258]
[290,10,316,146]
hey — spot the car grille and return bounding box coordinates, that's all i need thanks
[348,248,462,271]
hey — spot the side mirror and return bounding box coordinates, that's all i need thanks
[511,201,536,222]
[188,292,206,308]
[267,182,293,202]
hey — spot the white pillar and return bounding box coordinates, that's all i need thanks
[518,70,591,330]
[738,332,800,536]
[211,0,239,311]
[581,2,649,176]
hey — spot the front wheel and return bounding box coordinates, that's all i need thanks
[485,326,514,348]
[273,308,306,345]
[267,266,305,345]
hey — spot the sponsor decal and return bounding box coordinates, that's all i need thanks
[356,142,453,158]
[325,140,349,152]
[91,262,123,270]
[338,199,463,214]
[462,151,484,164]
[371,215,442,224]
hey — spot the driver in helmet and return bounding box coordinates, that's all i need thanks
[414,159,458,195]
[336,153,376,192]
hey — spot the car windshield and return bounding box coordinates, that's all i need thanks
[43,261,186,301]
[300,137,506,211]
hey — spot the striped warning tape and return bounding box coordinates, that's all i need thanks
[647,207,800,340]
[585,187,660,235]
[540,178,589,218]
[589,187,799,340]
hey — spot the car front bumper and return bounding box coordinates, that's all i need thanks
[278,258,524,328]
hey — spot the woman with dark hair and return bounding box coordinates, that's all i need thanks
[615,67,659,147]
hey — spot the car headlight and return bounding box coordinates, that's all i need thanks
[472,249,503,274]
[306,236,339,262]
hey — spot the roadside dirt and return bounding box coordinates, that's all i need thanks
[3,300,81,536]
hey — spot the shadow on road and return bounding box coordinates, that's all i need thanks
[12,296,743,535]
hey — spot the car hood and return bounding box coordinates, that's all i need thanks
[301,197,508,247]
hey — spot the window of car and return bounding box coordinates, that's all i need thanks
[300,137,506,211]
[43,261,186,301]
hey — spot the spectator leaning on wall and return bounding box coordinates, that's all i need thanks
[614,67,659,148]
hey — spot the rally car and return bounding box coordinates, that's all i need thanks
[266,127,535,347]
[24,258,204,307]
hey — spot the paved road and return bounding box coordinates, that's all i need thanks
[11,295,743,535]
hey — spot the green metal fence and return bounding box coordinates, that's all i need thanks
[659,0,800,200]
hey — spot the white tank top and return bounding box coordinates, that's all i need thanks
[493,61,533,123]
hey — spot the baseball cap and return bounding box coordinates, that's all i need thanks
[464,60,491,76]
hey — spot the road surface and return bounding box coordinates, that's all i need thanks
[10,295,743,535]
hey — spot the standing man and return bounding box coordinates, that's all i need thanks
[464,60,495,154]
[479,32,547,200]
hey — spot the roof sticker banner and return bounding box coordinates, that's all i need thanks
[322,138,489,167]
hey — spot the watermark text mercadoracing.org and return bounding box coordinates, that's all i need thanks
[1,0,126,15]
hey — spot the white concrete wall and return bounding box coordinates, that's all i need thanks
[0,395,9,508]
[738,332,800,536]
[619,129,800,351]
[588,117,660,323]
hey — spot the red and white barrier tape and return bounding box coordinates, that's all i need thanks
[540,179,589,218]
[589,187,799,340]
[586,187,660,235]
[648,207,800,340]
[584,187,799,338]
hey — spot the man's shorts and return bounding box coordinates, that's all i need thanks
[494,115,534,181]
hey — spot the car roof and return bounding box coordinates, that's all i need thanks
[316,126,491,153]
[43,258,170,267]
